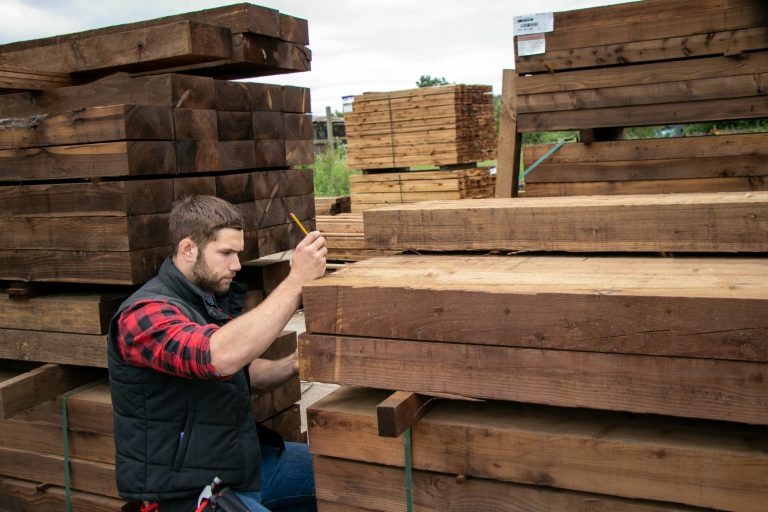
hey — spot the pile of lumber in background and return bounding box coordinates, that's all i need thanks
[301,190,768,511]
[315,214,398,263]
[0,3,313,509]
[345,85,496,171]
[314,195,351,216]
[495,0,768,197]
[348,166,494,212]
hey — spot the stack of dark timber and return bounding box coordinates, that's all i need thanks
[348,167,495,212]
[345,85,496,171]
[315,195,351,216]
[301,191,768,511]
[495,0,768,197]
[315,214,398,263]
[0,3,312,510]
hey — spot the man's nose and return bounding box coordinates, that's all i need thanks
[231,255,241,272]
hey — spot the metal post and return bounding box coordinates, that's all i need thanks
[325,106,335,151]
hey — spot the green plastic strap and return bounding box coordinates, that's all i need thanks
[61,378,107,511]
[521,138,573,179]
[404,427,413,512]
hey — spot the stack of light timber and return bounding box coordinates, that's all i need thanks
[345,85,496,171]
[0,4,312,510]
[348,166,495,212]
[495,0,768,197]
[301,192,768,511]
[315,214,398,263]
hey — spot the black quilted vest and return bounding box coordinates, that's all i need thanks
[107,257,261,502]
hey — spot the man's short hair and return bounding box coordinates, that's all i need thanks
[170,195,245,251]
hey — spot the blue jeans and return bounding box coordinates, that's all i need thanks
[234,442,316,512]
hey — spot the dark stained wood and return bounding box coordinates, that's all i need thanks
[0,291,124,334]
[253,111,285,139]
[0,141,177,181]
[217,111,254,140]
[282,86,311,113]
[0,105,174,150]
[299,333,768,424]
[173,108,218,140]
[279,14,309,46]
[175,139,221,173]
[0,73,217,117]
[0,21,232,75]
[213,80,252,111]
[285,139,314,165]
[218,140,258,171]
[251,168,314,198]
[284,113,313,140]
[246,83,283,112]
[0,246,169,285]
[254,139,287,167]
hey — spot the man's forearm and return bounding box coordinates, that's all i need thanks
[249,353,298,393]
[209,276,302,376]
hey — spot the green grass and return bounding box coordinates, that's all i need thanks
[312,145,360,197]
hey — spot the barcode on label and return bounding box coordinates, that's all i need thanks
[513,12,554,36]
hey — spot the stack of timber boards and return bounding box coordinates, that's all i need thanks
[316,214,398,262]
[0,2,310,87]
[348,167,495,212]
[301,191,768,511]
[345,85,496,170]
[495,0,768,197]
[0,332,302,512]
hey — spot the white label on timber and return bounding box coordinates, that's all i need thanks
[517,34,546,56]
[513,12,553,35]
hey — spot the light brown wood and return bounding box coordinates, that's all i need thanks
[313,456,705,512]
[0,330,108,367]
[0,475,132,512]
[302,254,768,362]
[0,291,124,334]
[0,65,72,91]
[310,387,768,511]
[299,333,768,424]
[524,177,767,196]
[362,192,768,253]
[0,364,98,419]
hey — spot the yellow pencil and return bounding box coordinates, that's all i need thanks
[289,212,309,236]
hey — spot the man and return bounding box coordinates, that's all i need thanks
[108,195,326,512]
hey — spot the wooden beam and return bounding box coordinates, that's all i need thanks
[313,456,706,512]
[376,391,434,438]
[0,475,132,512]
[308,386,768,511]
[299,333,768,425]
[362,192,768,253]
[301,254,768,362]
[0,65,72,91]
[0,365,98,419]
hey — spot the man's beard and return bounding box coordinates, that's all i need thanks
[192,253,231,294]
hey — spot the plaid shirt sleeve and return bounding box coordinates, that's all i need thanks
[116,299,223,379]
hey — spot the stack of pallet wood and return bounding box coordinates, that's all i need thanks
[345,85,496,171]
[301,192,768,511]
[0,3,312,510]
[348,166,495,212]
[496,0,768,197]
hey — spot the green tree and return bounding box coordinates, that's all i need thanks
[416,75,449,87]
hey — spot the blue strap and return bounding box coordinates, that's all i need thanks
[521,139,572,179]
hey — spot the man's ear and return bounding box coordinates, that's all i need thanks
[177,237,198,264]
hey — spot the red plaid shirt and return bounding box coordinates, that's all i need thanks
[116,299,224,379]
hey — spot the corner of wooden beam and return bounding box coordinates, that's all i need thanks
[376,391,434,438]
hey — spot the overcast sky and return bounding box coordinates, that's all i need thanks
[0,0,633,113]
